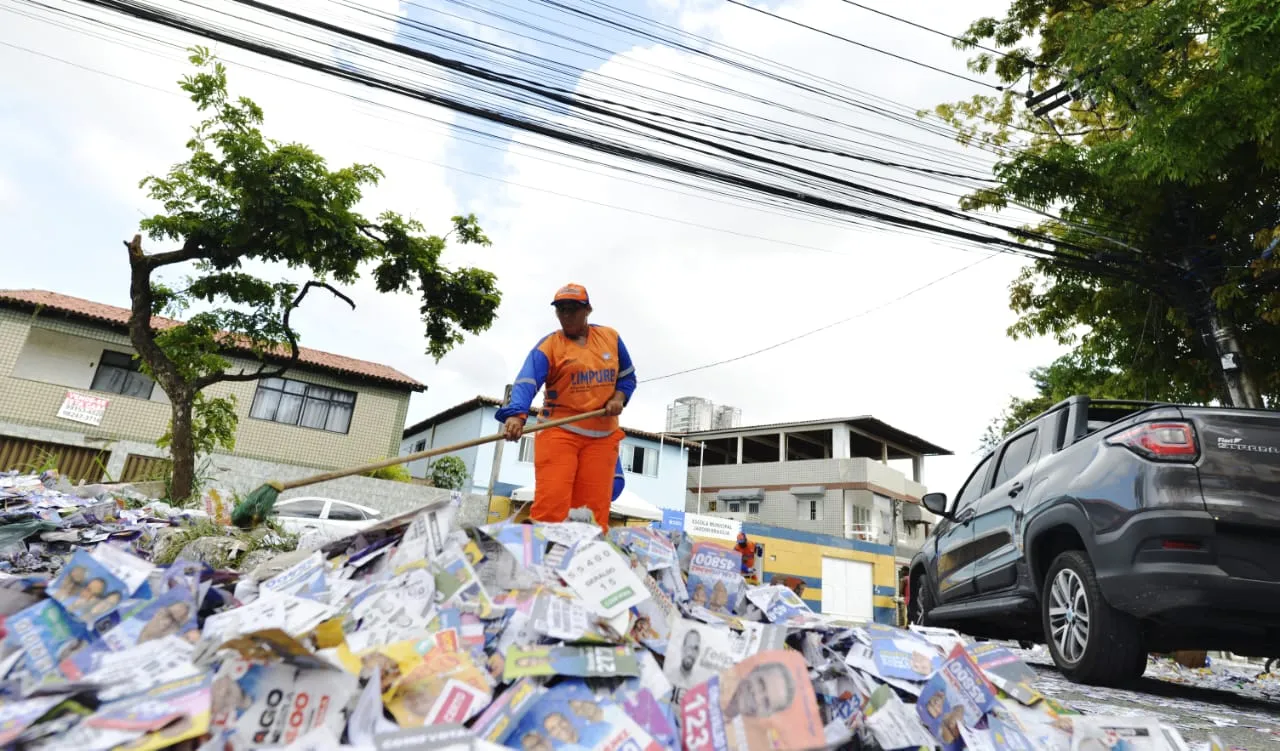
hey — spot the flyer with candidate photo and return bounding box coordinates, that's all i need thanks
[663,618,739,691]
[386,645,491,728]
[504,645,640,682]
[102,584,199,651]
[686,542,743,614]
[916,647,997,751]
[680,649,824,751]
[508,682,662,751]
[48,549,130,624]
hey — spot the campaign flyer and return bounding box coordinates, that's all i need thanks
[472,678,546,744]
[47,549,130,624]
[5,599,88,680]
[211,660,356,748]
[680,650,824,751]
[79,673,212,751]
[386,646,491,728]
[507,682,662,751]
[916,646,997,751]
[504,645,640,682]
[965,642,1041,706]
[631,563,678,656]
[101,584,199,651]
[686,542,743,614]
[557,539,649,619]
[663,618,739,691]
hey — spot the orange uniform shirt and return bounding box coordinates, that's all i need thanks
[496,324,637,438]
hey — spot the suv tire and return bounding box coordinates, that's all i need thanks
[909,574,934,626]
[1042,550,1146,686]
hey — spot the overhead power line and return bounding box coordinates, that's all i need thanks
[53,0,1156,280]
[724,0,1006,92]
[836,0,1026,64]
[641,254,995,383]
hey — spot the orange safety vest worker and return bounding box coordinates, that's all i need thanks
[734,532,756,573]
[497,283,637,531]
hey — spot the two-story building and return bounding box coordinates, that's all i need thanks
[680,415,951,567]
[0,289,424,506]
[400,396,692,510]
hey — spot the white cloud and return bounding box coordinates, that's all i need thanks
[0,0,1066,500]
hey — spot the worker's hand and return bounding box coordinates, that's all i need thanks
[503,417,525,442]
[603,392,626,417]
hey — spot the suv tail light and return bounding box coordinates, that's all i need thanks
[1107,421,1199,461]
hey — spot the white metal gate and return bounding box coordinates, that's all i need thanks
[820,556,874,621]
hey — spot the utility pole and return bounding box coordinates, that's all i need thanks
[1199,303,1263,408]
[1027,87,1266,410]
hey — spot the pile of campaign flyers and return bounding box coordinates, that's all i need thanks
[0,471,1230,750]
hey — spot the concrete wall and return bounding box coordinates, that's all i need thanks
[0,310,412,471]
[198,451,487,519]
[401,405,692,509]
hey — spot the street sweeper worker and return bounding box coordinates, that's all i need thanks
[497,283,637,531]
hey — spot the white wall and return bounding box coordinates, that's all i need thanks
[497,433,690,509]
[400,406,491,482]
[10,327,170,404]
[400,404,691,508]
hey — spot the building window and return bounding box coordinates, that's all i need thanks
[249,377,356,434]
[518,437,535,463]
[621,444,659,477]
[747,501,760,515]
[798,499,822,522]
[707,501,717,512]
[91,350,155,400]
[413,440,426,452]
[728,501,740,513]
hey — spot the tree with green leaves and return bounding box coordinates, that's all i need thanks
[127,48,501,502]
[936,0,1280,413]
[430,455,469,491]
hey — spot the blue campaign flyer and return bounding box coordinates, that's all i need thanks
[5,599,88,680]
[916,648,997,751]
[47,549,130,624]
[102,584,199,651]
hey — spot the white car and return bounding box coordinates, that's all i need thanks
[270,496,383,540]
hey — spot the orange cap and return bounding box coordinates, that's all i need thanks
[551,283,590,306]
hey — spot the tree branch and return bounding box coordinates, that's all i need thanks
[193,281,356,389]
[138,237,213,269]
[124,235,185,394]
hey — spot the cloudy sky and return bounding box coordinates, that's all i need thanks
[0,0,1066,500]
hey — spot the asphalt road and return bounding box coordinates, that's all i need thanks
[1014,647,1280,748]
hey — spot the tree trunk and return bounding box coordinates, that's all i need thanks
[169,392,197,503]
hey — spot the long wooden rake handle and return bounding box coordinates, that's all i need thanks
[275,408,609,492]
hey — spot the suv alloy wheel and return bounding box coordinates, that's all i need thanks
[1041,550,1146,686]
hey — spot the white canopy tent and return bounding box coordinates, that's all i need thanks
[509,486,664,521]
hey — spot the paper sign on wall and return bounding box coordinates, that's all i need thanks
[682,513,741,541]
[56,391,109,426]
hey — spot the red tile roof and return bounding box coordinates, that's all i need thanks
[0,289,425,391]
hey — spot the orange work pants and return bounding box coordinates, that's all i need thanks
[531,426,622,532]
